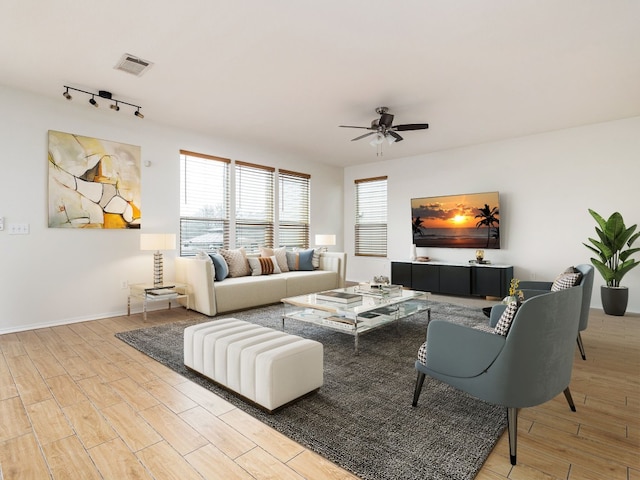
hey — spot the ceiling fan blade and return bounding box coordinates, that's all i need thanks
[394,123,429,131]
[339,125,372,130]
[351,131,377,141]
[388,131,403,142]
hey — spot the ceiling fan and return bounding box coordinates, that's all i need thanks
[339,107,429,145]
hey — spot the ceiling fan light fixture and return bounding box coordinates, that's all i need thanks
[386,134,396,145]
[369,132,385,146]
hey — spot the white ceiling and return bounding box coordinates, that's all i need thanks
[2,0,639,167]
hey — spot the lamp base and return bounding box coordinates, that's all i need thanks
[153,251,164,287]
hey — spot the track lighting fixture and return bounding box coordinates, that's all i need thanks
[62,85,143,118]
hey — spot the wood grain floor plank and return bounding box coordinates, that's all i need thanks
[185,443,255,480]
[138,403,208,455]
[62,400,118,449]
[26,398,74,446]
[0,433,51,479]
[181,405,256,459]
[89,437,154,480]
[42,435,102,480]
[136,440,205,480]
[100,401,163,452]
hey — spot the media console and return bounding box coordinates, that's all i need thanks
[391,261,514,298]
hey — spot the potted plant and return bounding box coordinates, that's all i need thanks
[583,209,640,315]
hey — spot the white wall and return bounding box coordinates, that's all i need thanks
[0,85,344,333]
[344,116,640,314]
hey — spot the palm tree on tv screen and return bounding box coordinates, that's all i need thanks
[475,204,500,247]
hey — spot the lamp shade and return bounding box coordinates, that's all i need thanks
[140,233,176,251]
[315,234,336,246]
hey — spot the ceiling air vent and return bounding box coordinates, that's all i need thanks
[114,54,153,77]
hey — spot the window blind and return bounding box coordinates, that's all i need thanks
[355,176,388,257]
[179,150,230,255]
[235,161,275,251]
[279,169,310,248]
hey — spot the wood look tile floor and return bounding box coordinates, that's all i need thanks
[0,296,638,479]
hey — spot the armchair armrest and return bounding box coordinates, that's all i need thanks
[424,320,505,377]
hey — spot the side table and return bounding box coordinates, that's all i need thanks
[127,282,189,320]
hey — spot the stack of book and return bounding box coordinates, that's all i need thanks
[145,286,178,299]
[316,291,362,305]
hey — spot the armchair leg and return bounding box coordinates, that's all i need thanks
[412,371,426,407]
[576,332,586,360]
[563,387,577,412]
[507,407,518,465]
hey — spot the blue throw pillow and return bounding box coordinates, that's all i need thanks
[285,249,315,271]
[297,248,315,271]
[209,253,229,281]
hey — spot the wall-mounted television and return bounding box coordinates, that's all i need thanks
[411,191,500,249]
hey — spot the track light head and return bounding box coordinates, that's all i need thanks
[63,88,72,100]
[110,103,120,111]
[89,96,98,107]
[134,108,144,119]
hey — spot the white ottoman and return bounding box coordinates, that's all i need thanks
[184,318,323,412]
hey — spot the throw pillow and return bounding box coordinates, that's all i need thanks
[286,248,315,271]
[220,247,250,277]
[312,248,321,269]
[208,253,229,281]
[248,256,282,276]
[494,299,520,336]
[260,246,289,272]
[551,267,582,292]
[417,342,427,365]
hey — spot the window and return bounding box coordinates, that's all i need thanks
[179,150,229,255]
[355,176,387,257]
[279,169,310,249]
[235,161,275,251]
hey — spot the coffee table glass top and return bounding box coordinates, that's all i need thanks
[281,286,430,352]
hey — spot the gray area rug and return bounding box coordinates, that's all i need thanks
[115,301,506,480]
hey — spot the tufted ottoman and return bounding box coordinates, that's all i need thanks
[184,318,323,412]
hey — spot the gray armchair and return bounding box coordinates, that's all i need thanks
[412,287,582,465]
[498,264,594,360]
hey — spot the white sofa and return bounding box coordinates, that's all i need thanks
[175,252,347,316]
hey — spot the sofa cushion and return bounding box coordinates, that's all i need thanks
[220,247,250,277]
[260,246,289,272]
[551,266,582,291]
[282,270,339,297]
[248,256,282,276]
[214,275,288,312]
[286,249,314,271]
[209,253,229,281]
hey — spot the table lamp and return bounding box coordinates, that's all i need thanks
[315,234,336,252]
[140,233,176,286]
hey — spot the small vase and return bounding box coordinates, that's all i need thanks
[410,244,417,261]
[502,295,517,305]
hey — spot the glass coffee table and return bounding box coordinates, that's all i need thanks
[281,286,430,353]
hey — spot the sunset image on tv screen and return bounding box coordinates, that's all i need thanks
[411,191,500,249]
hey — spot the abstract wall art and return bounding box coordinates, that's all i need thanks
[48,130,141,229]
